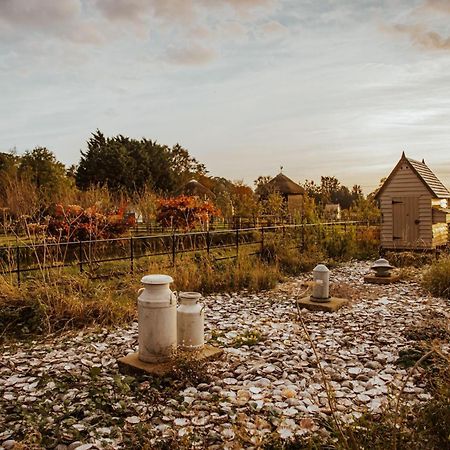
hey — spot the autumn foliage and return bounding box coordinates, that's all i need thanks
[156,195,221,230]
[46,204,136,241]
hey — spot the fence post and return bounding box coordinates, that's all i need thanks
[79,240,83,273]
[235,228,239,257]
[261,227,265,254]
[172,233,176,266]
[206,230,211,255]
[16,245,20,286]
[301,223,305,251]
[130,236,134,273]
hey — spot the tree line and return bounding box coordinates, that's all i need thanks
[0,130,380,225]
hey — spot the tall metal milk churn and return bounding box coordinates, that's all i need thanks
[137,274,177,362]
[177,292,205,350]
[311,264,330,303]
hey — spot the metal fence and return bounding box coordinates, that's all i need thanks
[0,221,378,285]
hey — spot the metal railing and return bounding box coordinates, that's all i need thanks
[0,221,379,284]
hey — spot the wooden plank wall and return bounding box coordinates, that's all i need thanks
[379,162,433,249]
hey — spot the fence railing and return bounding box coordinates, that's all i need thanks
[0,221,379,285]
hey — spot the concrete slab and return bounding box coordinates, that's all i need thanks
[364,274,400,285]
[297,296,349,313]
[118,344,224,377]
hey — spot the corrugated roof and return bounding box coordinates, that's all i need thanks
[267,173,304,195]
[407,157,450,198]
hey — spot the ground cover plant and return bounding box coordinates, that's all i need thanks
[422,254,450,299]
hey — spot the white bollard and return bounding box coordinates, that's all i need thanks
[310,264,330,302]
[177,292,204,350]
[137,274,177,363]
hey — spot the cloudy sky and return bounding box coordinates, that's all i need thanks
[1,0,450,192]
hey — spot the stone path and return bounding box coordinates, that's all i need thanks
[1,262,449,449]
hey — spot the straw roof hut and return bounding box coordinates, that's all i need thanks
[183,179,215,199]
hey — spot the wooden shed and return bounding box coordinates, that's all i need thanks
[374,152,450,250]
[266,172,305,215]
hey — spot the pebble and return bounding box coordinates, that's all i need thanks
[1,262,448,449]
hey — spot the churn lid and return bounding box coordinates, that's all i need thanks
[313,264,330,273]
[141,274,174,285]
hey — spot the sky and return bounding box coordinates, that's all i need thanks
[1,0,450,193]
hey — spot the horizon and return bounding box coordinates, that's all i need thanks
[1,0,450,192]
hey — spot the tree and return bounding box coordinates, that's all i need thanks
[254,175,276,198]
[18,147,73,204]
[169,144,207,190]
[76,130,206,195]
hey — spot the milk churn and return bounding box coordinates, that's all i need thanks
[177,292,204,350]
[310,264,330,303]
[137,274,177,362]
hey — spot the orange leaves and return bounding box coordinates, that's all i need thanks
[156,195,221,230]
[46,203,134,241]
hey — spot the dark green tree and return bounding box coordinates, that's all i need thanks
[76,131,205,194]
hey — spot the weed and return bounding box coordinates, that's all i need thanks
[231,329,263,347]
[422,255,450,299]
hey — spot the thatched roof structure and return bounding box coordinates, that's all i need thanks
[266,173,304,196]
[183,179,215,199]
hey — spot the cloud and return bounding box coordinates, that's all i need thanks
[166,44,217,65]
[0,0,81,28]
[423,0,450,15]
[390,23,450,50]
[383,0,450,52]
[261,20,286,35]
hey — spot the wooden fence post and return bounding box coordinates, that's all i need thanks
[235,228,239,257]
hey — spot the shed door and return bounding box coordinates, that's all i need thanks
[392,197,419,244]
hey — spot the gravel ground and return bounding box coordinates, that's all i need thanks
[1,261,449,449]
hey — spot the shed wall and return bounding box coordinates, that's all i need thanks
[379,162,433,249]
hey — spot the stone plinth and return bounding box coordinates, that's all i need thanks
[118,344,223,377]
[364,274,400,285]
[297,297,348,313]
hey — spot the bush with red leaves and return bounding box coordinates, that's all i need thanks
[156,196,220,230]
[46,204,136,241]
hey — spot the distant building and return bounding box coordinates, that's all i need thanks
[324,203,341,221]
[183,179,215,200]
[375,152,450,249]
[265,172,305,216]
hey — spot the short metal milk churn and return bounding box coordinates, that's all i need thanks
[310,264,331,303]
[137,274,177,362]
[177,292,205,350]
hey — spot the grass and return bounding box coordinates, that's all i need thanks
[422,254,450,299]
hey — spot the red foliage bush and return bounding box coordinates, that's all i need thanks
[156,196,221,230]
[46,204,135,241]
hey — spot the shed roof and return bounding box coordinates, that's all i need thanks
[267,173,305,195]
[375,152,450,199]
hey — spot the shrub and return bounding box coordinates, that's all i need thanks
[386,251,435,268]
[260,238,325,276]
[422,255,450,298]
[156,195,220,231]
[46,203,135,241]
[150,255,281,294]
